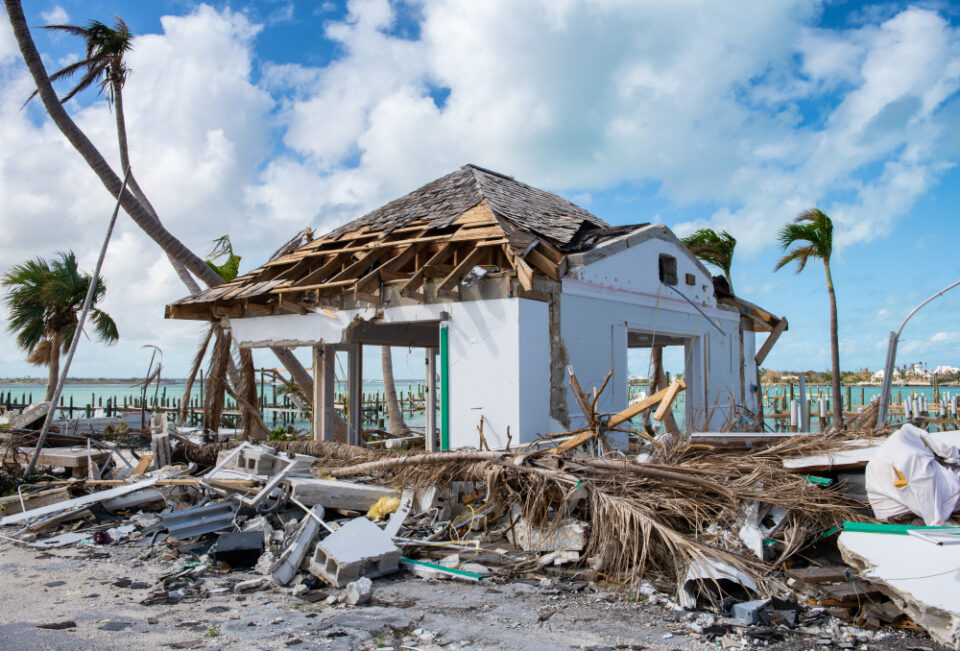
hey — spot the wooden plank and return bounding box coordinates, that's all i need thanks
[525,247,560,280]
[550,428,594,454]
[754,317,788,366]
[652,379,684,421]
[436,247,486,292]
[453,200,497,226]
[606,380,686,428]
[502,245,534,291]
[784,566,851,585]
[213,304,244,317]
[287,252,348,289]
[132,454,153,475]
[401,242,454,298]
[278,298,308,315]
[355,244,419,297]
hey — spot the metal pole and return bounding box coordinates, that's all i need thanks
[26,169,130,476]
[877,278,960,425]
[440,321,450,451]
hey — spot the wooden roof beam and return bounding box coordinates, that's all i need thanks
[502,244,534,291]
[400,242,455,300]
[436,247,486,297]
[288,252,348,288]
[354,244,420,298]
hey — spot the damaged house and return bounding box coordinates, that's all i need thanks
[166,165,784,449]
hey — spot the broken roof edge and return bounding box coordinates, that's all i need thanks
[564,223,714,280]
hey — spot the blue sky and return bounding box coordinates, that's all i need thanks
[1,0,959,381]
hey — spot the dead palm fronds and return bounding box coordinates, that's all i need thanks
[316,443,861,592]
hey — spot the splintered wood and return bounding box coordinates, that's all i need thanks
[551,369,685,454]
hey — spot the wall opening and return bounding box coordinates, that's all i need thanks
[626,330,695,434]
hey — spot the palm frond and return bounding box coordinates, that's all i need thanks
[90,308,119,344]
[773,245,815,274]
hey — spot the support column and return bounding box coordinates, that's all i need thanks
[440,322,450,451]
[425,347,438,452]
[312,344,335,442]
[347,343,362,447]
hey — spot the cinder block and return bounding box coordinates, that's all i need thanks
[308,517,400,587]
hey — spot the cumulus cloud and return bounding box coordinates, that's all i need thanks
[40,6,68,24]
[2,0,960,377]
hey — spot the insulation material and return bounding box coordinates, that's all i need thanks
[865,424,960,525]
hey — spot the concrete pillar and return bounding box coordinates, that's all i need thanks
[313,344,336,442]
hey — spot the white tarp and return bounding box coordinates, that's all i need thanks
[865,424,960,525]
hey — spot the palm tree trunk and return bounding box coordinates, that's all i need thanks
[381,347,408,434]
[110,74,201,294]
[825,261,843,428]
[45,333,61,402]
[650,345,680,436]
[6,1,317,405]
[6,1,221,288]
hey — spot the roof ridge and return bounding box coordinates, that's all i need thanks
[464,163,514,181]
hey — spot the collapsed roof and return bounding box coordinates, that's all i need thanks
[167,165,636,321]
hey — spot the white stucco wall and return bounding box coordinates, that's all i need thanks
[226,297,548,450]
[561,233,744,432]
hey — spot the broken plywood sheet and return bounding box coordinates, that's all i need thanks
[839,530,960,648]
[690,432,796,451]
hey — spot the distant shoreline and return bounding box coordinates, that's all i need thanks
[0,378,416,385]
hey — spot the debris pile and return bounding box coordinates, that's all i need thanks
[2,395,959,648]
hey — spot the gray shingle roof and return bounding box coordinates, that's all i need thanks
[328,164,608,248]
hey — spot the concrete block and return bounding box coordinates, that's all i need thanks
[308,517,400,587]
[731,598,772,625]
[509,516,588,552]
[340,577,373,605]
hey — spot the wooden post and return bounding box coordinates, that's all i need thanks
[347,343,362,446]
[313,345,336,442]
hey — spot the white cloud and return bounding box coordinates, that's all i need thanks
[0,5,275,376]
[3,1,960,377]
[40,6,68,24]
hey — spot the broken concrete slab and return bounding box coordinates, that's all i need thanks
[0,477,159,526]
[508,516,587,552]
[6,401,50,429]
[272,506,324,586]
[839,529,960,648]
[308,517,400,587]
[287,477,399,512]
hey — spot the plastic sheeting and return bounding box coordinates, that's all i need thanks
[865,424,960,525]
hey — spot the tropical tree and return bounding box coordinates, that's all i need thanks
[681,228,737,290]
[381,347,409,435]
[6,1,315,397]
[774,208,843,427]
[2,251,118,400]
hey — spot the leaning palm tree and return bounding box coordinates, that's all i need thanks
[2,251,119,400]
[774,208,842,427]
[681,228,737,290]
[7,2,316,397]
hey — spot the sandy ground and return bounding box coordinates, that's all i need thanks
[0,539,949,651]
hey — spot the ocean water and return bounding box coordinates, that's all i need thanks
[2,381,951,435]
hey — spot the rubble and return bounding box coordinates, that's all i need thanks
[1,410,958,649]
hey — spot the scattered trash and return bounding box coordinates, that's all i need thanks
[3,410,958,648]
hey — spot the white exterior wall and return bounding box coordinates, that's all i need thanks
[227,297,548,450]
[562,234,744,431]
